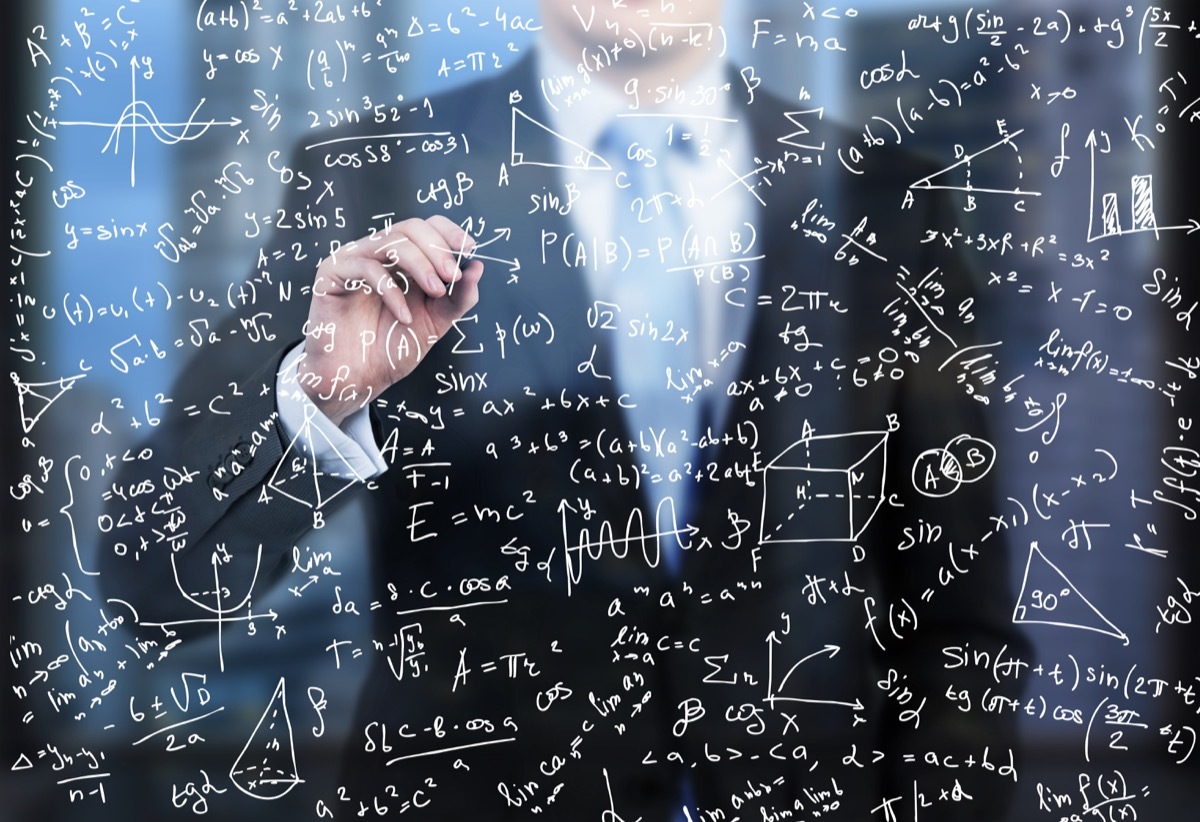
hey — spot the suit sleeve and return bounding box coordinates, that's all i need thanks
[96,146,376,634]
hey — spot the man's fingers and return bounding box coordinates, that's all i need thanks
[372,227,446,297]
[362,218,475,293]
[392,217,475,287]
[372,262,414,326]
[326,218,478,296]
[426,214,479,276]
[315,254,414,324]
[317,255,385,294]
[314,218,482,336]
[428,259,484,329]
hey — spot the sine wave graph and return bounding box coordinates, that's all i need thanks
[53,56,242,186]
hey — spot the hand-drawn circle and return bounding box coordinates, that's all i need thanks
[911,447,963,497]
[945,434,997,484]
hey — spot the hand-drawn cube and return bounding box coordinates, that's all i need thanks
[759,431,888,544]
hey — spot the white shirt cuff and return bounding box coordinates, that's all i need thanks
[275,343,389,480]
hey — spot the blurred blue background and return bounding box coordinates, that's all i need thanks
[4,1,1198,819]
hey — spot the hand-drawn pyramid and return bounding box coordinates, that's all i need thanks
[267,403,370,509]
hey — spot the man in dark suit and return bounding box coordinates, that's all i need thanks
[103,2,1025,818]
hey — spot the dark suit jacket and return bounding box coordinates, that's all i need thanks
[102,54,1026,820]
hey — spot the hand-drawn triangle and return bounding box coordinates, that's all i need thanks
[11,371,87,434]
[1012,542,1128,644]
[10,752,33,770]
[266,404,368,509]
[229,677,302,800]
[909,129,1040,198]
[510,107,611,170]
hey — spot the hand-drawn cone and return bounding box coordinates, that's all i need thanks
[229,677,303,799]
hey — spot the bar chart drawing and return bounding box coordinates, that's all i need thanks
[1131,174,1157,232]
[1087,130,1199,241]
[1094,174,1158,239]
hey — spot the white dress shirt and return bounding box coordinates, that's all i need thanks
[275,46,760,477]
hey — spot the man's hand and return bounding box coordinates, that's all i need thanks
[298,215,484,426]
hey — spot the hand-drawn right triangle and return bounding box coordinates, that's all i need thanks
[511,107,611,170]
[908,129,1038,198]
[1012,542,1128,644]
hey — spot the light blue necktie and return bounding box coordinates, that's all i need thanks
[601,118,703,576]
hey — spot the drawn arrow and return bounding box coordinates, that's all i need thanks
[765,639,864,710]
[432,244,521,273]
[775,644,841,692]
